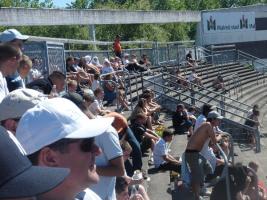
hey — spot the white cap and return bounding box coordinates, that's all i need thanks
[84,55,92,64]
[0,29,29,42]
[207,111,223,119]
[0,89,47,122]
[16,98,114,155]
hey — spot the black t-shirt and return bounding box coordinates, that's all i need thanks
[26,78,53,94]
[130,123,146,143]
[172,111,187,127]
[186,53,192,61]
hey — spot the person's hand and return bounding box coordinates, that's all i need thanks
[130,194,144,200]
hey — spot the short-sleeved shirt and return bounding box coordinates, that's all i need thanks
[194,114,206,132]
[76,188,101,200]
[130,123,146,143]
[153,138,168,168]
[90,126,123,200]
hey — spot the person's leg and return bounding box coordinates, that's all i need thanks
[158,162,181,173]
[125,127,143,171]
[124,159,134,176]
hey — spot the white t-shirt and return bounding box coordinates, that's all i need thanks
[0,71,9,103]
[153,138,168,168]
[90,127,123,200]
[76,188,101,200]
[91,80,100,91]
[101,66,113,74]
[88,100,100,116]
[194,114,206,132]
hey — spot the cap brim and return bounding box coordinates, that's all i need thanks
[0,166,69,198]
[66,117,114,139]
[17,35,29,41]
[217,116,223,119]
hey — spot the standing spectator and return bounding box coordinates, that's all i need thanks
[0,127,69,199]
[184,111,222,200]
[113,35,122,59]
[153,130,181,173]
[0,29,28,50]
[16,98,114,200]
[245,109,261,129]
[27,71,66,95]
[0,44,22,102]
[194,103,215,131]
[90,122,125,200]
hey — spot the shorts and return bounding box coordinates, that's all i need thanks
[184,150,203,185]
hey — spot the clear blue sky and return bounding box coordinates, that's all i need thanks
[53,0,73,8]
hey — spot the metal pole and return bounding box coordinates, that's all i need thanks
[89,24,96,50]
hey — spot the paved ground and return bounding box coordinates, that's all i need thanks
[145,110,267,200]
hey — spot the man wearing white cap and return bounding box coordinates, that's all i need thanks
[0,88,46,135]
[0,29,29,49]
[16,98,114,200]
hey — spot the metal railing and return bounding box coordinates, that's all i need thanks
[142,74,261,153]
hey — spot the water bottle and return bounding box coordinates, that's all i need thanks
[50,85,59,97]
[130,185,138,198]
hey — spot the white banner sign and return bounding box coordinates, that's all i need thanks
[203,12,255,33]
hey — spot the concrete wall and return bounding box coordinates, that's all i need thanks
[0,8,200,26]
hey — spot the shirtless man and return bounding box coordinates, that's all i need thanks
[185,111,222,200]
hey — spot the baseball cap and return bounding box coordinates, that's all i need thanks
[0,126,69,198]
[0,29,29,42]
[207,111,223,119]
[16,98,114,155]
[0,88,46,121]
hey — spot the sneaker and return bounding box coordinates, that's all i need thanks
[200,187,211,196]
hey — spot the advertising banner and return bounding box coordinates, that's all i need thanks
[203,12,255,33]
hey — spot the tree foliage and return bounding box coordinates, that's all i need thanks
[0,0,266,44]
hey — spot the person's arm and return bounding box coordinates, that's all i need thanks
[144,132,158,141]
[208,124,218,146]
[162,155,180,164]
[146,129,160,139]
[96,156,125,177]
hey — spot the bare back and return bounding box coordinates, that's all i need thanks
[186,122,216,151]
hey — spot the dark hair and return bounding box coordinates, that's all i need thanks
[0,44,20,64]
[49,71,66,81]
[134,113,147,120]
[94,87,103,96]
[94,73,100,80]
[202,104,214,117]
[188,106,196,112]
[142,93,151,99]
[162,129,174,138]
[115,177,128,194]
[137,98,146,109]
[83,94,95,103]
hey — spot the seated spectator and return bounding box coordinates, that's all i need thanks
[28,58,43,82]
[123,53,130,66]
[186,50,194,63]
[91,87,110,114]
[126,54,147,72]
[80,56,100,74]
[153,129,181,173]
[247,161,267,200]
[67,79,78,93]
[16,98,114,200]
[116,177,150,200]
[121,140,134,176]
[91,56,102,71]
[172,104,193,137]
[101,58,114,74]
[188,69,203,87]
[176,69,188,90]
[142,92,161,125]
[139,54,151,70]
[213,75,225,91]
[27,70,66,95]
[210,164,253,200]
[105,112,143,176]
[6,55,32,92]
[130,98,153,130]
[0,127,69,199]
[84,93,110,116]
[187,106,197,127]
[91,73,101,91]
[130,113,159,154]
[102,74,129,110]
[66,56,77,72]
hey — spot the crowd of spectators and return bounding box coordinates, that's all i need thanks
[0,28,265,200]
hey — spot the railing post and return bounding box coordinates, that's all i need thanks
[190,87,195,105]
[220,95,225,117]
[255,128,261,153]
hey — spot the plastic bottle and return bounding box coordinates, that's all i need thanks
[50,85,59,97]
[130,185,138,198]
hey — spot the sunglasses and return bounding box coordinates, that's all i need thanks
[48,138,95,153]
